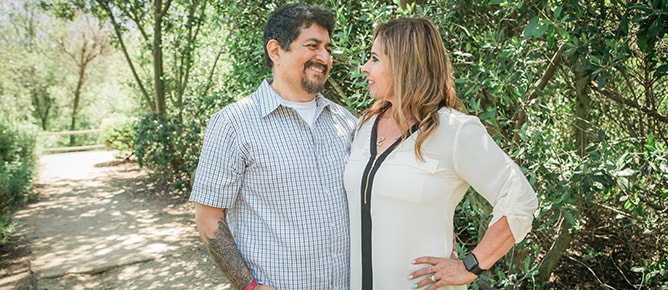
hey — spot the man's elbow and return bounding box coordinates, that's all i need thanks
[194,203,227,239]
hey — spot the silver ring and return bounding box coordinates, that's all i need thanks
[430,274,436,283]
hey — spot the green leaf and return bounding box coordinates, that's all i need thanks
[655,64,668,78]
[648,18,663,37]
[597,71,608,89]
[653,0,667,10]
[637,33,650,52]
[480,110,496,121]
[524,16,539,40]
[617,177,630,190]
[533,20,549,38]
[547,25,556,48]
[619,14,629,36]
[575,61,598,72]
[554,5,563,20]
[563,210,577,227]
[628,4,654,14]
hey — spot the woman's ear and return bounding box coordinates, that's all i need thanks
[266,39,282,67]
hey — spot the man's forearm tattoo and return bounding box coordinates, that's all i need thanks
[204,219,254,289]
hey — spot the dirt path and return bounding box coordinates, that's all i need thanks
[0,151,229,290]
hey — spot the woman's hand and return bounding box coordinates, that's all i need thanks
[408,256,477,289]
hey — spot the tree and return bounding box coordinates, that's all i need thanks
[48,0,226,117]
[17,0,665,287]
[395,1,666,288]
[1,0,59,129]
[58,14,111,145]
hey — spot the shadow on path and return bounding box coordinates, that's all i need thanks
[0,151,228,290]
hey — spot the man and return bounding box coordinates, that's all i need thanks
[190,3,356,290]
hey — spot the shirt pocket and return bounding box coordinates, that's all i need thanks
[377,151,440,203]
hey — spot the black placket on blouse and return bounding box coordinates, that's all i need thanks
[360,117,419,290]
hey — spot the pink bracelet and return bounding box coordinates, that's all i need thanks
[243,279,258,290]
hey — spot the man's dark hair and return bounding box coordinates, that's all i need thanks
[263,3,335,69]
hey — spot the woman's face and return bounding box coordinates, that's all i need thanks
[361,38,393,101]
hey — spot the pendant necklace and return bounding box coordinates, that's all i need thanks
[376,117,399,147]
[376,136,386,147]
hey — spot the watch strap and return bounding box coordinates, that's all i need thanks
[463,253,484,275]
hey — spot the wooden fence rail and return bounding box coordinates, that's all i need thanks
[38,129,106,153]
[37,129,100,137]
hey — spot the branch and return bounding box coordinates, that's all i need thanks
[57,38,77,63]
[162,0,173,18]
[325,77,347,107]
[99,1,154,112]
[176,0,204,102]
[114,1,149,40]
[512,43,566,140]
[591,85,668,124]
[202,46,225,98]
[565,255,615,289]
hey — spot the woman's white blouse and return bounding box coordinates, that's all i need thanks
[344,108,538,289]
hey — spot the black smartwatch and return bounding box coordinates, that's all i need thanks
[463,253,485,275]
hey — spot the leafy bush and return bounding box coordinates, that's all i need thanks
[0,120,38,245]
[101,0,666,288]
[0,216,17,245]
[133,113,205,192]
[100,115,137,156]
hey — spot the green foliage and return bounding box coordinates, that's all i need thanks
[631,258,668,288]
[209,0,273,99]
[2,0,665,287]
[0,119,38,246]
[133,112,204,192]
[327,0,400,114]
[0,216,17,245]
[426,0,667,288]
[211,0,400,115]
[146,0,667,287]
[99,115,137,154]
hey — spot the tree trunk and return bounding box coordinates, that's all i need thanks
[536,69,592,283]
[69,63,86,146]
[535,197,583,283]
[153,0,166,114]
[574,70,592,156]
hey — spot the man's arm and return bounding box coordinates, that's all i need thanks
[195,203,255,289]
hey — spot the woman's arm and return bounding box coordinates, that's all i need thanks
[409,216,514,289]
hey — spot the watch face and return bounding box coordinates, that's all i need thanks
[464,254,476,270]
[464,253,482,275]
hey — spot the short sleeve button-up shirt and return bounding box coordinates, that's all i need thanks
[190,79,357,290]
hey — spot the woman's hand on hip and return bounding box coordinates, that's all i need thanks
[407,256,477,289]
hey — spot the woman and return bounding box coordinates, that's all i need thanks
[344,18,538,289]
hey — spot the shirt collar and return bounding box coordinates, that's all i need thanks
[256,78,332,118]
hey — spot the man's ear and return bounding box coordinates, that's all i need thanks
[266,39,282,67]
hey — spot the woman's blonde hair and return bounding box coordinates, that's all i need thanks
[360,17,464,161]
